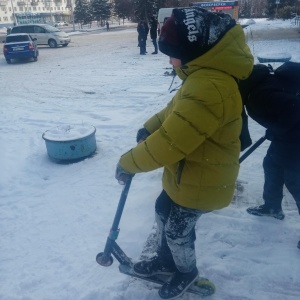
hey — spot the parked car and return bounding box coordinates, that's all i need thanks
[54,21,68,27]
[10,24,71,48]
[3,33,39,64]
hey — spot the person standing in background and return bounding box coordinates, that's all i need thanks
[150,16,158,54]
[137,19,149,55]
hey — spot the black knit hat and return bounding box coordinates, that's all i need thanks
[158,7,236,64]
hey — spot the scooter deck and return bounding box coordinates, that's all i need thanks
[119,263,216,297]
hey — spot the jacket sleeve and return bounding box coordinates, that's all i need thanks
[119,80,222,173]
[143,100,173,133]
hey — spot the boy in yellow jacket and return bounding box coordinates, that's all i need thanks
[116,7,253,299]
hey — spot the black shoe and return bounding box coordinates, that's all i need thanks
[140,53,146,55]
[152,52,158,54]
[159,267,199,299]
[133,256,176,277]
[246,205,285,220]
[297,240,300,249]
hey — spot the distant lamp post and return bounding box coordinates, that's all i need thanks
[10,0,17,25]
[46,1,54,23]
[275,0,280,18]
[50,6,53,22]
[66,0,75,31]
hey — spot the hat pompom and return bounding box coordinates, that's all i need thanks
[158,15,182,59]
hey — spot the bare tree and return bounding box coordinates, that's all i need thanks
[239,0,267,18]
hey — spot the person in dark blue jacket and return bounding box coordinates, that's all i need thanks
[150,16,158,54]
[239,62,300,249]
[137,19,149,55]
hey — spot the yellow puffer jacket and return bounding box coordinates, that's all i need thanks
[119,25,254,210]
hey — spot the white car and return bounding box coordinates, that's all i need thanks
[10,24,71,48]
[54,22,68,27]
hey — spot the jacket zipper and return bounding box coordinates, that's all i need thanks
[177,159,185,184]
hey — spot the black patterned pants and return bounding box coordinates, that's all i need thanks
[155,190,209,273]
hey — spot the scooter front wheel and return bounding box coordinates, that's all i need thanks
[96,252,114,267]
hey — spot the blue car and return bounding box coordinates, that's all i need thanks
[3,33,39,64]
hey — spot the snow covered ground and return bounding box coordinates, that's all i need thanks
[1,19,300,300]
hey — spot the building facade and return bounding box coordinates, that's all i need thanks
[0,0,73,26]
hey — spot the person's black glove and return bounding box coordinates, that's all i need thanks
[136,127,150,143]
[265,129,274,141]
[115,163,134,185]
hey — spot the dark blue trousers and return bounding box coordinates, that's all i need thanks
[263,141,300,214]
[152,38,158,53]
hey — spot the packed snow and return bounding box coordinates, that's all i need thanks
[43,125,96,141]
[1,18,300,300]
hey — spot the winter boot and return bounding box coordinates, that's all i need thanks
[158,267,199,299]
[133,256,176,277]
[297,240,300,249]
[246,204,285,220]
